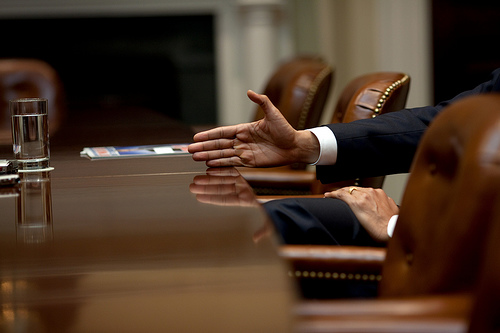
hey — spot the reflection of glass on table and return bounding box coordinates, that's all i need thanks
[16,171,53,243]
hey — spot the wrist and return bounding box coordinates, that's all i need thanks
[294,130,320,164]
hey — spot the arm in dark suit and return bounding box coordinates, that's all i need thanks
[316,68,500,184]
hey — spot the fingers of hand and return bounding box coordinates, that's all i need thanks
[191,174,239,186]
[324,187,369,209]
[194,190,256,207]
[190,142,243,167]
[188,138,234,154]
[189,182,237,195]
[192,125,238,143]
[345,187,378,204]
[324,188,348,199]
[195,194,240,206]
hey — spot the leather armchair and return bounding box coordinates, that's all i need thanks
[283,94,500,332]
[0,58,67,144]
[240,72,410,196]
[253,56,333,133]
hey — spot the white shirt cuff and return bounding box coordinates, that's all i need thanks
[387,215,398,238]
[307,127,338,165]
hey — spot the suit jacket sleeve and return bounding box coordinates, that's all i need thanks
[316,68,500,184]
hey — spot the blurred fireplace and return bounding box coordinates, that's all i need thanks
[0,15,216,125]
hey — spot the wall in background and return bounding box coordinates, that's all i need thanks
[291,0,433,203]
[432,0,500,103]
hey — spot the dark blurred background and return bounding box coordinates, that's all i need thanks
[0,15,216,125]
[1,1,500,125]
[432,0,500,103]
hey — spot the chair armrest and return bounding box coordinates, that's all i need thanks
[257,194,324,204]
[294,293,472,333]
[279,245,386,279]
[295,315,468,333]
[295,293,471,318]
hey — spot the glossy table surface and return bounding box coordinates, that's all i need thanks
[0,107,294,332]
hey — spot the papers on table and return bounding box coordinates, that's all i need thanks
[80,144,191,159]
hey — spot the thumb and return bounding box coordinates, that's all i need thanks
[247,90,277,115]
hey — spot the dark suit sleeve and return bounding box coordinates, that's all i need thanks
[316,68,500,184]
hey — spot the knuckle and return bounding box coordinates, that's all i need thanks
[359,192,369,200]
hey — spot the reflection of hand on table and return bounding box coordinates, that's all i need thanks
[189,167,273,242]
[189,167,258,207]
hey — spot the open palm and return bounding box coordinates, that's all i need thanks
[188,90,312,168]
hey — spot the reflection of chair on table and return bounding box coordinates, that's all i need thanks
[0,58,67,144]
[280,95,500,332]
[237,56,334,193]
[241,72,410,196]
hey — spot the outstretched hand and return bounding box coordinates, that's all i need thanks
[188,90,320,168]
[324,187,399,243]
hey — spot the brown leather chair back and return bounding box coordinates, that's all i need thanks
[254,56,333,132]
[313,72,410,193]
[0,58,66,144]
[331,72,410,124]
[467,208,500,333]
[380,94,500,297]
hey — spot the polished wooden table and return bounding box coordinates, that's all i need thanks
[0,107,294,332]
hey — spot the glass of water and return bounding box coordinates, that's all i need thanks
[10,98,50,171]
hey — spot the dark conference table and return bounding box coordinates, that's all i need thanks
[0,107,294,332]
